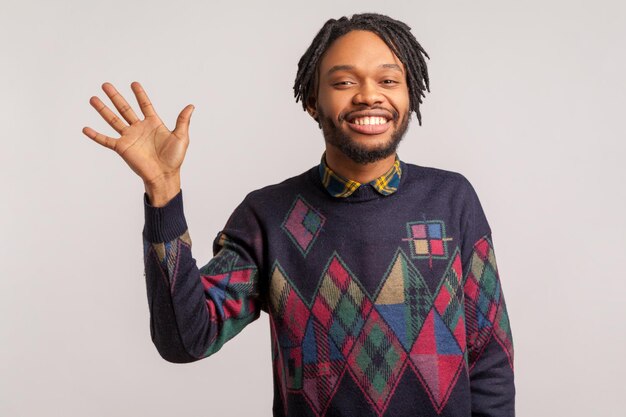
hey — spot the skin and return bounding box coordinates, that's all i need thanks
[82,30,411,206]
[305,30,411,184]
[82,82,193,206]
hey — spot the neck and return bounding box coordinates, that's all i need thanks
[324,146,397,184]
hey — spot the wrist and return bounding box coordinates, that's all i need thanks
[144,173,181,207]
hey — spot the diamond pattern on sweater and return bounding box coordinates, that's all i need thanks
[347,307,407,414]
[281,195,326,257]
[302,317,346,415]
[266,249,479,416]
[194,241,258,355]
[464,237,499,364]
[464,236,513,369]
[408,308,465,414]
[269,262,312,394]
[270,263,310,347]
[150,230,192,289]
[407,248,466,413]
[311,253,373,357]
[494,292,514,371]
[433,249,466,358]
[199,247,257,322]
[374,248,431,351]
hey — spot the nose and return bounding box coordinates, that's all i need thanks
[352,80,384,106]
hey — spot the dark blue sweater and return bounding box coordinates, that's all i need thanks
[142,160,515,416]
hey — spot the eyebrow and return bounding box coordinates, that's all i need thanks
[326,63,403,76]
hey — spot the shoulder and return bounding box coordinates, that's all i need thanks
[402,162,476,196]
[403,162,493,249]
[401,162,488,232]
[220,168,313,234]
[235,166,316,211]
[249,167,312,198]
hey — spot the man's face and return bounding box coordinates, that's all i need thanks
[307,30,411,164]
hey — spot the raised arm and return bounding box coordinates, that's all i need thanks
[84,82,265,362]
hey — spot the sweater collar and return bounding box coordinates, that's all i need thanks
[318,152,403,198]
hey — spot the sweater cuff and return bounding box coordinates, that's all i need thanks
[142,189,188,243]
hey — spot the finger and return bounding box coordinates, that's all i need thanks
[102,82,140,125]
[89,95,129,135]
[130,81,158,119]
[173,104,195,138]
[82,126,118,151]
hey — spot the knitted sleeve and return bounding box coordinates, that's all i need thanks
[459,177,515,416]
[142,189,266,363]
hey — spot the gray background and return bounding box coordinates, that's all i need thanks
[2,0,625,416]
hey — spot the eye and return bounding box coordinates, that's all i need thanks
[334,81,355,86]
[382,79,398,84]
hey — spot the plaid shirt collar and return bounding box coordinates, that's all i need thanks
[318,152,403,198]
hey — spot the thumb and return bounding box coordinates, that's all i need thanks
[174,104,194,137]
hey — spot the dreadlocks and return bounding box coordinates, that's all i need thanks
[293,13,431,126]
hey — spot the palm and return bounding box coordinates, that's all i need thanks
[83,82,194,185]
[115,116,186,184]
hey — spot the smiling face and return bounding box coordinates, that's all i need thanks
[306,30,411,164]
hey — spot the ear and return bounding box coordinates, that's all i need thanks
[305,95,319,122]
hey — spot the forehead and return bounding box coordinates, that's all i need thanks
[318,30,404,76]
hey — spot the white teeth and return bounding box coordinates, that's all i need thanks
[353,116,387,125]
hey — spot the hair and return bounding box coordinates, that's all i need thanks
[293,13,431,126]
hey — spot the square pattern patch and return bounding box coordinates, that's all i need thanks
[405,220,451,260]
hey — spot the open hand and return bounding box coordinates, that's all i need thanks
[82,81,194,187]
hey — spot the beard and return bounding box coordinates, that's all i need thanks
[317,106,411,164]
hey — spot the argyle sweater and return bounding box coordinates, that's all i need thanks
[142,159,515,417]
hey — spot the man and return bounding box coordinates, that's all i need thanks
[83,12,515,417]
